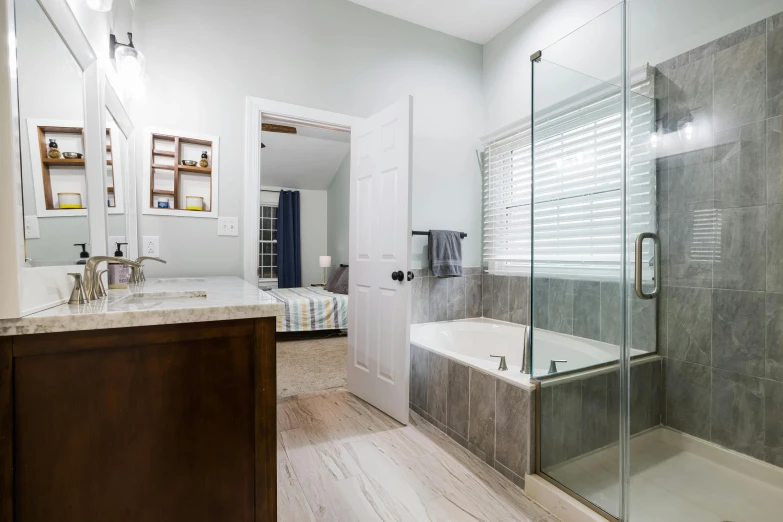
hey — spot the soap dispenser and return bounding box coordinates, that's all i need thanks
[48,138,61,159]
[74,243,89,265]
[108,242,131,289]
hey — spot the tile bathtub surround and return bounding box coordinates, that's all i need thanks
[654,12,783,469]
[490,274,654,351]
[410,267,482,324]
[539,358,663,470]
[409,344,534,487]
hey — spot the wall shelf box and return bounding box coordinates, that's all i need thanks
[142,128,220,218]
[26,119,124,217]
[27,120,87,217]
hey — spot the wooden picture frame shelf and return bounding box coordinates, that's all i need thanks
[106,128,116,208]
[146,130,218,218]
[32,123,118,214]
[36,125,85,211]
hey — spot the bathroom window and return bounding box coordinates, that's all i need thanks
[259,204,278,280]
[483,77,656,278]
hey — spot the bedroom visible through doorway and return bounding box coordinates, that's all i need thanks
[257,114,352,398]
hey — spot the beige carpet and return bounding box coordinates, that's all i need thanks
[277,336,348,398]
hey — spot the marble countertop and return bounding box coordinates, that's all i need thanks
[0,276,284,336]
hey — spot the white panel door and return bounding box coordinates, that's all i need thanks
[348,97,413,424]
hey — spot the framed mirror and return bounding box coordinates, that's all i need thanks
[104,79,136,260]
[16,0,90,267]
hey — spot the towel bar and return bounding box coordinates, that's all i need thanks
[412,230,467,239]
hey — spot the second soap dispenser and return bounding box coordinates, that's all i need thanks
[108,242,131,289]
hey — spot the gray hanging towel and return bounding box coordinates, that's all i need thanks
[429,230,463,278]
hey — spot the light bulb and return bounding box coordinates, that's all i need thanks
[85,0,113,12]
[115,45,145,84]
[682,121,694,141]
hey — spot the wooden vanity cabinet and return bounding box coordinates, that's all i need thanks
[0,318,276,522]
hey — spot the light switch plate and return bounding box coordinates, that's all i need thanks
[218,217,239,237]
[142,236,160,257]
[24,216,40,239]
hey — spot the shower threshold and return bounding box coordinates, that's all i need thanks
[544,426,783,521]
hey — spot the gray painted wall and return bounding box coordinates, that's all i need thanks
[132,0,484,278]
[326,152,350,276]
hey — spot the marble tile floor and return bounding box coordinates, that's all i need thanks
[277,387,557,522]
[546,427,783,522]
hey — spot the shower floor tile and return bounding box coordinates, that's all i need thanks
[545,427,783,521]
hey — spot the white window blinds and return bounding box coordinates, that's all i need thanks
[483,78,656,279]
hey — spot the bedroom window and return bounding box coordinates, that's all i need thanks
[259,204,278,280]
[483,76,656,279]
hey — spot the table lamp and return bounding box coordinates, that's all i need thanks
[319,256,332,285]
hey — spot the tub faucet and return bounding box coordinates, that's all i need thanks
[521,325,531,375]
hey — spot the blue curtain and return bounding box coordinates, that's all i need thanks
[277,190,301,288]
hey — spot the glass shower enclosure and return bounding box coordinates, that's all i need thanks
[531,1,783,520]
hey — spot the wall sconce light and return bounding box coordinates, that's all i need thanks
[678,114,695,141]
[85,0,113,12]
[650,121,661,148]
[110,32,145,85]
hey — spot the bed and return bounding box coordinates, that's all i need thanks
[265,286,348,332]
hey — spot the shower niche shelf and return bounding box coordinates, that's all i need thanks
[142,128,220,219]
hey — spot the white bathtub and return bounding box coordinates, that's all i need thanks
[410,318,646,388]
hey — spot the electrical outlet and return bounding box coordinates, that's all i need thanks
[24,216,40,239]
[142,236,160,257]
[218,217,239,237]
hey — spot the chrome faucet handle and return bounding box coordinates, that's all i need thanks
[83,256,141,301]
[490,355,509,371]
[548,359,568,374]
[67,273,86,305]
[131,256,167,283]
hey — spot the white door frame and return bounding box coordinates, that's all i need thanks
[242,96,362,285]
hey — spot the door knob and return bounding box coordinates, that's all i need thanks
[391,270,404,281]
[407,271,415,281]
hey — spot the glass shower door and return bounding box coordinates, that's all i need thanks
[531,4,627,519]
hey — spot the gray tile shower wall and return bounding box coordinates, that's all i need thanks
[540,358,663,470]
[655,13,783,469]
[410,267,482,324]
[483,273,656,351]
[409,344,534,488]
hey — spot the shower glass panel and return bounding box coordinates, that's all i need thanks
[623,0,783,520]
[535,0,783,520]
[532,3,627,520]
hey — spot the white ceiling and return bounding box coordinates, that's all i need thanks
[346,0,544,44]
[260,128,350,190]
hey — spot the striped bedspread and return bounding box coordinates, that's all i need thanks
[265,287,348,332]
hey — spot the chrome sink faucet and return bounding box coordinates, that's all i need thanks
[130,256,167,284]
[83,256,142,301]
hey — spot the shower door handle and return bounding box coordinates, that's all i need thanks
[635,232,661,300]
